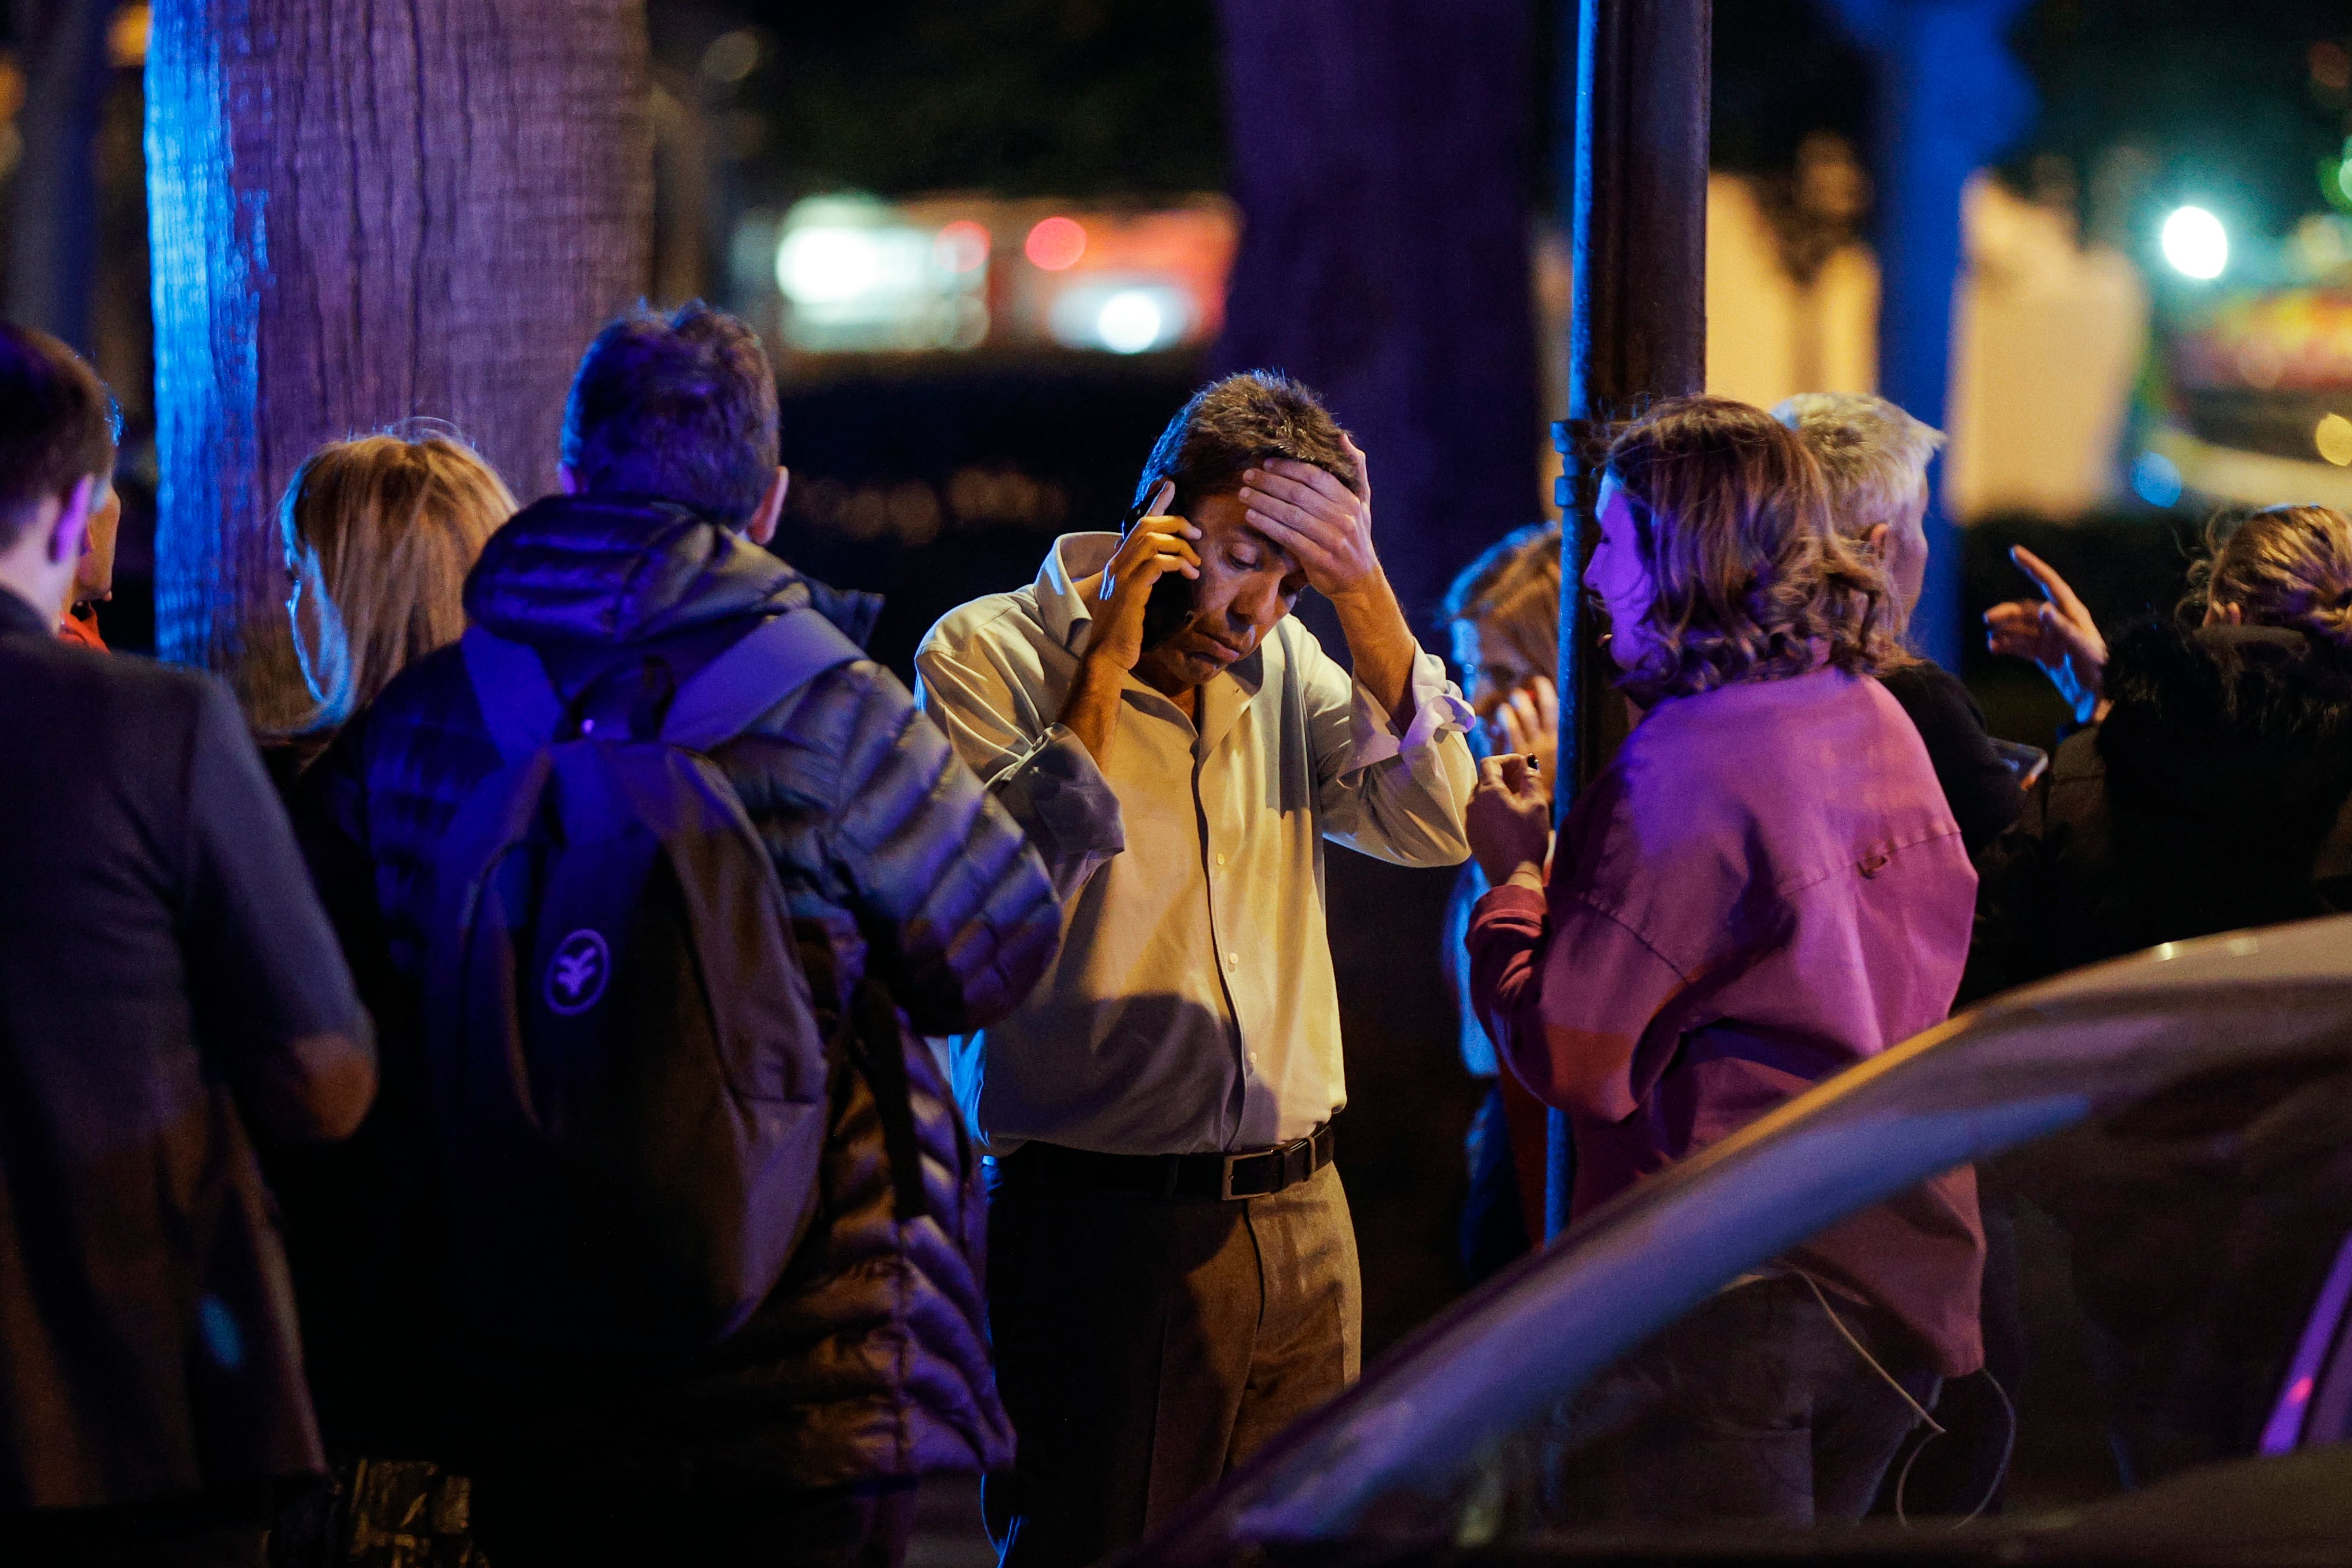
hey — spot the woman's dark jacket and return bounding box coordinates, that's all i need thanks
[288,495,1059,1484]
[1963,620,2352,1004]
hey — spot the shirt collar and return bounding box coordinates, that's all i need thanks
[1034,532,1122,654]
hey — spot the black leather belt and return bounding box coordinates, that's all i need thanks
[1016,1122,1336,1202]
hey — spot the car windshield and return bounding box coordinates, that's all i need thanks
[1331,1049,2352,1547]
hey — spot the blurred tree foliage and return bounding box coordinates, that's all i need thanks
[2012,0,2349,240]
[708,0,2346,237]
[722,0,1224,197]
[1712,0,1873,174]
[1710,0,2347,241]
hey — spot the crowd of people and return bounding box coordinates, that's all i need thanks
[4,301,2352,1567]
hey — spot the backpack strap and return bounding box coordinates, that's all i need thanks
[461,627,566,764]
[838,979,931,1224]
[662,607,865,752]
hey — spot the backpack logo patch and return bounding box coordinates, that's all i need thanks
[546,929,612,1015]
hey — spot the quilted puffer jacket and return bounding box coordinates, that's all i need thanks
[290,493,1055,1483]
[672,945,1010,1486]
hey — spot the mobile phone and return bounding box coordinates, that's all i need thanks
[1120,489,1196,651]
[1990,738,2049,788]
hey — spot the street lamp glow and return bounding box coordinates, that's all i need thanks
[777,227,884,304]
[2161,206,2228,280]
[2318,414,2352,469]
[1095,290,1167,353]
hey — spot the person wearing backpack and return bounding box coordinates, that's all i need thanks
[291,303,1060,1568]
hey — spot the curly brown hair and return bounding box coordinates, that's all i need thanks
[1602,396,1906,707]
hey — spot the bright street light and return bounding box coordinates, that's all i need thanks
[2160,206,2228,281]
[1095,290,1167,354]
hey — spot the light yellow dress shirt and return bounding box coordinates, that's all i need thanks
[914,533,1476,1156]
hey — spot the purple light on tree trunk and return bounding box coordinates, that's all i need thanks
[143,0,654,722]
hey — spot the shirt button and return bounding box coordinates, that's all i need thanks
[1247,1051,1260,1070]
[1216,852,1227,867]
[1226,952,1238,970]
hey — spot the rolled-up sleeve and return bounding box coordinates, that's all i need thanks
[1304,641,1476,867]
[916,630,1124,901]
[979,725,1125,901]
[823,663,1062,1033]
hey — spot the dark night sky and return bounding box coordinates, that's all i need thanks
[2012,0,2349,236]
[666,0,1227,199]
[678,1,2349,242]
[0,2,2328,227]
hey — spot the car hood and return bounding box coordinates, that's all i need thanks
[1123,915,2352,1568]
[1243,1446,2352,1568]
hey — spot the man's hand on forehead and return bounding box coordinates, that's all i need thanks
[1237,519,1301,576]
[1237,433,1380,599]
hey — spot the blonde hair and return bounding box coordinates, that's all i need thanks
[2189,504,2352,655]
[1440,522,1561,684]
[282,430,516,731]
[1606,395,1906,707]
[1771,393,1944,542]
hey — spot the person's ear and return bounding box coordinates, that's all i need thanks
[1864,522,1892,561]
[49,475,94,567]
[746,466,788,547]
[557,463,581,497]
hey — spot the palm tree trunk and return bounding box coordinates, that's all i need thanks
[145,0,653,716]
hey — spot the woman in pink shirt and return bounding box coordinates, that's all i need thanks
[1465,397,1983,1527]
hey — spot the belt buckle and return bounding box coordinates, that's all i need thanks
[1222,1134,1314,1201]
[1219,1151,1247,1202]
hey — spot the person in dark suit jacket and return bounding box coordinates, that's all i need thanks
[0,323,375,1567]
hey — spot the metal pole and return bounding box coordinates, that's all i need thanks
[1545,0,1710,1240]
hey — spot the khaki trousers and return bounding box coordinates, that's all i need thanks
[983,1158,1361,1568]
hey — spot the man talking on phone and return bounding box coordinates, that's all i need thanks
[916,371,1476,1568]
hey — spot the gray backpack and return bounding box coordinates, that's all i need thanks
[425,610,860,1364]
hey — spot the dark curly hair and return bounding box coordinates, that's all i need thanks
[1603,395,1905,707]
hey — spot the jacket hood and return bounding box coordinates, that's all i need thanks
[464,493,882,649]
[2099,618,2352,813]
